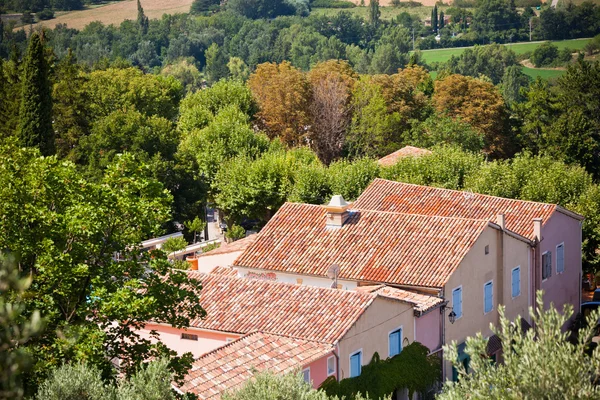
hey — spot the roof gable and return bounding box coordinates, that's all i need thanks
[233,203,489,288]
[353,179,562,239]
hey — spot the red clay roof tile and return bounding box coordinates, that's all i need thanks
[233,203,489,288]
[179,332,333,399]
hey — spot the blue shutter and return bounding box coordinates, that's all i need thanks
[453,288,462,318]
[557,245,564,273]
[484,282,493,313]
[389,329,401,357]
[512,268,520,298]
[350,352,361,377]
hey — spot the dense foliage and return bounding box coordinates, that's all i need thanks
[439,292,600,399]
[320,343,440,399]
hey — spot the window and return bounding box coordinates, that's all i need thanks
[452,287,463,319]
[388,328,402,357]
[349,351,362,378]
[511,267,521,298]
[327,356,335,376]
[302,368,310,383]
[556,243,564,274]
[485,245,489,255]
[542,251,552,280]
[484,281,493,314]
[181,333,198,341]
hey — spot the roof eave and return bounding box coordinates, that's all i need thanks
[555,205,585,221]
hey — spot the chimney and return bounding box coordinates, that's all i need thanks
[325,195,350,229]
[496,214,505,230]
[533,218,542,242]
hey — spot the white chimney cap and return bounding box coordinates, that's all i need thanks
[328,195,348,208]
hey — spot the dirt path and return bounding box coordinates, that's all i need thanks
[35,0,193,30]
[520,59,567,70]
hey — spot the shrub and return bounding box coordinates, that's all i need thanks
[558,47,573,63]
[161,236,188,254]
[21,12,34,24]
[311,0,356,8]
[514,0,541,6]
[36,9,55,20]
[226,224,246,242]
[531,42,559,67]
[202,242,221,253]
[391,0,423,6]
[36,363,112,400]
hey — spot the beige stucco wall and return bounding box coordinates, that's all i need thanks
[195,251,243,274]
[443,225,530,379]
[337,297,414,380]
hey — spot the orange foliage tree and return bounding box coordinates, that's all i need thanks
[248,61,311,147]
[432,74,514,157]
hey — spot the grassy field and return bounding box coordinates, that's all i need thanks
[419,38,592,64]
[521,67,565,80]
[311,5,457,21]
[36,0,193,30]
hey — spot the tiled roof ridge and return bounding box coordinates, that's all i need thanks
[368,178,558,208]
[190,331,333,371]
[282,201,501,224]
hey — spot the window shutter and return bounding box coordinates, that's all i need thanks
[557,245,564,273]
[484,282,493,313]
[389,330,401,357]
[453,288,462,318]
[350,352,361,377]
[512,268,520,297]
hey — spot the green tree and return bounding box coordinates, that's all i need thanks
[438,292,600,399]
[179,105,270,185]
[161,236,188,254]
[439,11,445,30]
[226,224,246,241]
[0,256,44,400]
[500,65,530,106]
[0,145,204,389]
[444,44,518,85]
[191,0,220,14]
[227,57,250,81]
[369,0,380,28]
[432,5,438,33]
[52,49,91,160]
[204,43,229,85]
[531,41,559,67]
[17,32,55,156]
[328,157,380,201]
[137,0,149,35]
[405,116,485,153]
[186,217,206,243]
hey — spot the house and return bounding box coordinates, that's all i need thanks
[185,235,257,273]
[377,146,432,167]
[229,179,583,380]
[138,270,443,398]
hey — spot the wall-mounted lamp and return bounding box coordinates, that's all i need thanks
[448,309,457,324]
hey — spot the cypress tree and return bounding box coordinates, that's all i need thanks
[369,0,380,28]
[439,11,445,30]
[137,0,149,35]
[17,32,55,156]
[432,5,438,33]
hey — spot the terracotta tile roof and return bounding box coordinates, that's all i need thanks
[179,332,333,399]
[209,266,238,276]
[377,146,432,166]
[353,179,573,239]
[356,285,444,314]
[198,235,257,258]
[185,271,375,343]
[233,203,490,288]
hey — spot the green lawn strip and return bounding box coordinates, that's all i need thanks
[419,38,592,64]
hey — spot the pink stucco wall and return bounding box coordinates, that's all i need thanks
[538,211,582,319]
[415,311,441,352]
[304,353,336,389]
[138,324,242,359]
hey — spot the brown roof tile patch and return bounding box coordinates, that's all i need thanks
[185,271,375,343]
[377,146,433,167]
[199,235,258,258]
[233,203,489,288]
[358,286,444,314]
[353,179,560,240]
[179,332,334,399]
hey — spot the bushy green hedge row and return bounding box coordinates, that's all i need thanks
[311,0,356,8]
